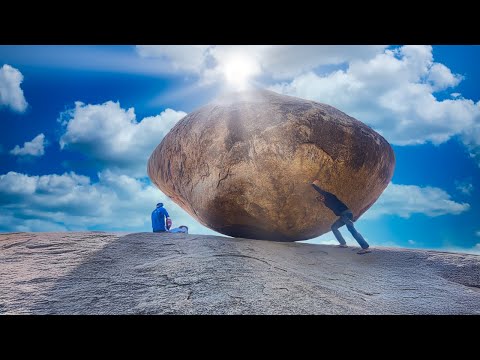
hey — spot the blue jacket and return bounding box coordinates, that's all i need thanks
[311,183,349,216]
[151,206,170,232]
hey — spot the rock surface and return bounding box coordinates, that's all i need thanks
[148,89,395,241]
[1,232,479,315]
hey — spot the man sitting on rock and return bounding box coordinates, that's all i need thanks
[311,180,371,254]
[151,202,172,233]
[169,225,189,234]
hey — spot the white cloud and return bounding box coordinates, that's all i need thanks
[300,233,337,245]
[10,133,46,157]
[137,45,480,164]
[446,243,480,255]
[59,101,186,177]
[0,214,68,232]
[461,121,480,166]
[362,182,469,220]
[0,170,220,234]
[0,64,28,112]
[455,180,474,195]
[136,45,210,73]
[206,45,387,82]
[427,63,463,91]
[136,45,387,83]
[408,239,416,245]
[270,45,480,149]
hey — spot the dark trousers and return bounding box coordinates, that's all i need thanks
[331,210,369,249]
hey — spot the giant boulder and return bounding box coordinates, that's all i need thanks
[148,89,395,241]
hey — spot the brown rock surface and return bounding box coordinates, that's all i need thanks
[148,89,395,241]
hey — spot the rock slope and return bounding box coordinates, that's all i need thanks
[1,232,479,314]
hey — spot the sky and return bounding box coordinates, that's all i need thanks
[1,45,479,254]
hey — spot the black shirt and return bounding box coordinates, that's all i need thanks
[311,184,349,216]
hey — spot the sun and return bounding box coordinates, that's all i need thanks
[221,53,260,90]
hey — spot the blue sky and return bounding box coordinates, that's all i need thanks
[1,45,479,253]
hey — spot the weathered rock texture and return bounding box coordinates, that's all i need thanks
[148,89,395,241]
[1,232,479,315]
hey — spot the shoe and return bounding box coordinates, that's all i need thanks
[357,248,371,254]
[336,244,348,248]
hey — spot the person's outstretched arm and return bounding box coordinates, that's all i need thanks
[311,181,326,196]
